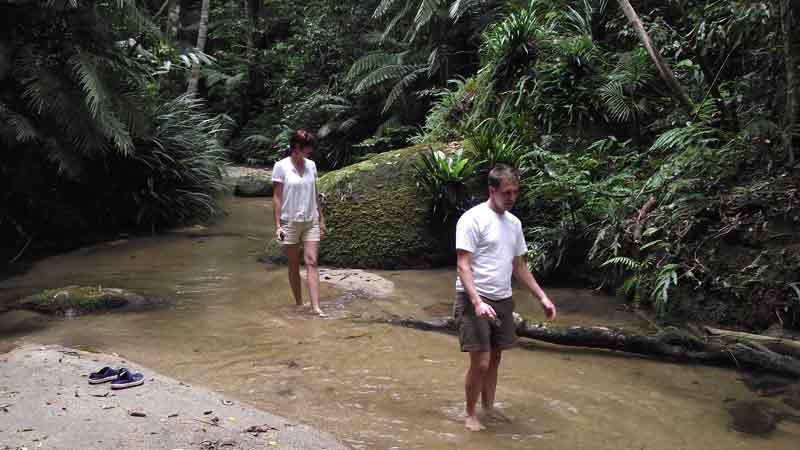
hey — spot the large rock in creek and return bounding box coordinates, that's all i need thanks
[225,166,273,197]
[15,286,161,316]
[262,143,451,269]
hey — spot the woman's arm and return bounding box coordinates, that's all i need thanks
[316,185,325,238]
[273,182,284,240]
[314,165,325,239]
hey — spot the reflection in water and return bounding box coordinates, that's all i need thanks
[1,197,798,450]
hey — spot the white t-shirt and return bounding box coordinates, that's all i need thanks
[455,202,528,300]
[271,157,319,223]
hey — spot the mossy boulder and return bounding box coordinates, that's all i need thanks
[262,143,452,269]
[15,286,158,316]
[224,166,273,197]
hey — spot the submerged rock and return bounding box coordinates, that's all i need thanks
[15,286,160,316]
[726,400,780,436]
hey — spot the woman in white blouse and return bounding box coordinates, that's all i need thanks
[271,130,326,316]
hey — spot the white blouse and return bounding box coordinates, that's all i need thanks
[271,157,319,223]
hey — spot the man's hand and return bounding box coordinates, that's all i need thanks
[474,301,497,321]
[540,296,557,320]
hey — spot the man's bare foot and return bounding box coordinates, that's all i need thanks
[464,415,486,431]
[312,308,327,317]
[482,408,512,423]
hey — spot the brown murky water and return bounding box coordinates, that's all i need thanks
[1,197,798,449]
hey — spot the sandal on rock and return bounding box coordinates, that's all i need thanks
[88,367,121,384]
[110,368,144,389]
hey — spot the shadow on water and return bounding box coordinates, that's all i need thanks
[1,196,798,450]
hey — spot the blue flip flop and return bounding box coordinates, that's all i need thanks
[110,368,144,389]
[88,367,121,384]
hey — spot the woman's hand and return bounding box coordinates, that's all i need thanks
[275,226,286,242]
[319,222,326,240]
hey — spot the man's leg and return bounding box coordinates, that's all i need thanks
[285,244,303,306]
[465,351,490,431]
[481,349,511,422]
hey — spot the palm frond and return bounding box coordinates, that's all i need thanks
[599,81,634,122]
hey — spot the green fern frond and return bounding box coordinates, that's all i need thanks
[347,52,398,81]
[0,103,40,143]
[70,51,109,119]
[413,0,445,36]
[649,125,718,153]
[382,0,414,41]
[384,67,424,113]
[599,81,633,123]
[354,64,418,93]
[450,0,486,21]
[374,0,402,18]
[601,255,640,270]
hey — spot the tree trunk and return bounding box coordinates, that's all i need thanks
[780,0,797,165]
[616,0,694,115]
[186,0,210,95]
[167,0,181,39]
[388,316,800,377]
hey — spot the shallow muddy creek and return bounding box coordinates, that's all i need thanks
[1,197,797,450]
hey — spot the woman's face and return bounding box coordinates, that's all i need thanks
[301,145,313,158]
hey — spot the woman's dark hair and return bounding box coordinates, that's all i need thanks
[289,129,315,151]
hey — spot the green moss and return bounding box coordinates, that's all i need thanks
[16,286,144,315]
[316,143,451,268]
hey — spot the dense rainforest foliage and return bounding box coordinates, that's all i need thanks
[1,0,798,330]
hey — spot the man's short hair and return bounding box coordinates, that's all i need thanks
[488,164,520,188]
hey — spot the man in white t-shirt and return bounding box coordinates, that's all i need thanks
[454,164,557,431]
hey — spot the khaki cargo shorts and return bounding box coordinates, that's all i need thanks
[279,220,320,245]
[453,291,517,352]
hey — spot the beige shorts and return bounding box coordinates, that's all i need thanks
[279,220,320,245]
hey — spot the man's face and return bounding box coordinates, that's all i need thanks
[489,178,520,212]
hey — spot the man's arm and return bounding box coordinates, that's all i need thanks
[513,255,557,320]
[457,249,497,320]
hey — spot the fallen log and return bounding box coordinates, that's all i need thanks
[388,316,800,378]
[704,326,800,359]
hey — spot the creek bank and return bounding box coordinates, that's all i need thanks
[0,344,347,450]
